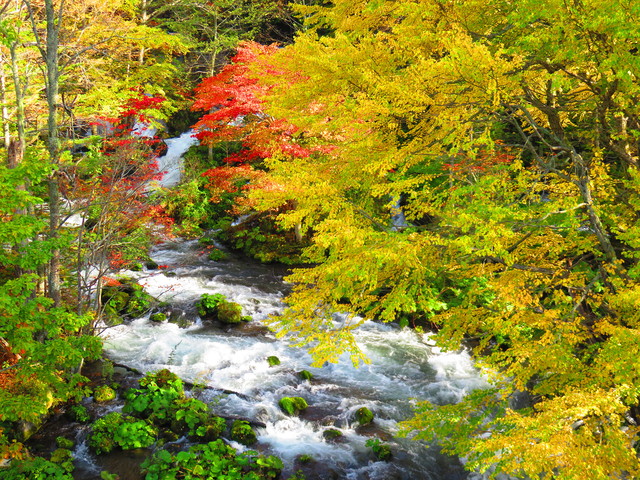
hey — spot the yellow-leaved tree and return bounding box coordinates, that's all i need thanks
[231,0,640,477]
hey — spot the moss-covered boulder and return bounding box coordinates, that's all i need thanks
[354,406,374,426]
[94,385,116,402]
[267,356,281,367]
[101,279,157,319]
[279,397,308,416]
[216,301,243,324]
[298,370,313,381]
[322,428,343,442]
[230,420,257,445]
[150,312,167,323]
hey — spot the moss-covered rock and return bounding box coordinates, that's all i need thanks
[267,356,281,367]
[322,428,343,442]
[298,370,313,381]
[230,420,257,445]
[354,406,374,426]
[279,397,308,416]
[56,436,75,449]
[94,385,116,402]
[150,312,167,322]
[216,301,243,324]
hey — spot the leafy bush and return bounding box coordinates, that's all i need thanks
[196,293,227,318]
[2,456,74,479]
[216,301,243,324]
[365,438,392,461]
[142,440,283,480]
[66,404,90,423]
[89,412,157,454]
[123,369,185,424]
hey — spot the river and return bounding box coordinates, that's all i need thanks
[67,131,489,479]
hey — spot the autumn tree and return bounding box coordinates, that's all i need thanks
[214,0,640,478]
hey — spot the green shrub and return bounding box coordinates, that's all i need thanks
[207,248,227,261]
[142,439,283,480]
[89,412,157,454]
[230,420,257,445]
[196,293,226,318]
[216,301,243,324]
[365,438,392,461]
[66,404,90,423]
[123,369,185,423]
[278,397,308,416]
[193,415,227,441]
[3,456,73,479]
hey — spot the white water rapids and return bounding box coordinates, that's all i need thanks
[98,133,490,479]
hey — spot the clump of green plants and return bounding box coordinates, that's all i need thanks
[196,293,227,318]
[141,439,283,480]
[231,420,257,445]
[278,397,308,416]
[196,293,244,324]
[56,436,74,449]
[2,456,74,479]
[123,370,185,425]
[365,438,392,461]
[66,404,90,423]
[89,412,157,454]
[207,248,227,261]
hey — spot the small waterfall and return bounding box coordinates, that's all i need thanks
[155,130,199,188]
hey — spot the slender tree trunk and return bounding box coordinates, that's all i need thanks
[44,0,62,306]
[139,0,148,65]
[0,56,10,150]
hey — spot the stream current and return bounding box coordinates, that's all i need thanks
[96,132,488,479]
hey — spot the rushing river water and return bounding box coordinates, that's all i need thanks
[97,237,488,480]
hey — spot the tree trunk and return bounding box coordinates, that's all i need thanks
[44,0,62,306]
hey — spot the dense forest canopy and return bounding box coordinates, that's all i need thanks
[1,0,640,479]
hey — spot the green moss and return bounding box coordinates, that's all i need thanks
[322,428,343,441]
[94,385,116,402]
[354,406,374,426]
[230,420,257,445]
[150,312,167,322]
[298,370,313,381]
[267,356,281,367]
[298,454,314,463]
[56,436,75,449]
[278,397,308,416]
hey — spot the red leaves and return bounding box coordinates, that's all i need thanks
[191,41,311,165]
